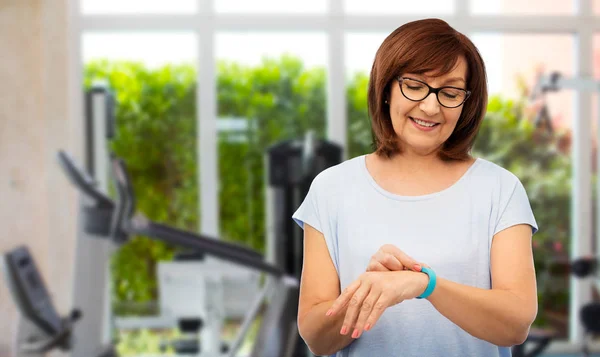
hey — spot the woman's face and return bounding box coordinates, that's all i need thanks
[388,56,468,157]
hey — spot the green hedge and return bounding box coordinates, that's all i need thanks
[84,57,572,328]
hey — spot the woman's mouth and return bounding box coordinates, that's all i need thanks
[409,117,440,131]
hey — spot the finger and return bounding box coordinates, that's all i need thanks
[340,283,371,336]
[384,245,419,271]
[378,252,404,271]
[364,294,393,332]
[327,279,361,317]
[352,287,382,339]
[412,262,431,272]
[366,260,389,272]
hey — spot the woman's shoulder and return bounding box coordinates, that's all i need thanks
[471,157,523,187]
[311,155,365,188]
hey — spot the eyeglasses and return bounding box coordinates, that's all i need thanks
[397,77,471,108]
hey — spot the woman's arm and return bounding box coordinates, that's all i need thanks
[426,224,538,346]
[297,223,355,355]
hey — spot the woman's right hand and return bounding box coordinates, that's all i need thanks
[366,244,428,272]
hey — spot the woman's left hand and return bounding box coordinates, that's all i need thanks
[326,271,428,339]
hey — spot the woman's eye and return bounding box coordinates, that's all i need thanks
[441,90,460,99]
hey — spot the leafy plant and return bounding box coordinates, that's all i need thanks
[85,61,197,304]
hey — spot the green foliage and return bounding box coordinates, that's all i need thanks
[84,61,197,304]
[472,95,572,329]
[217,55,326,251]
[115,329,178,356]
[347,72,372,157]
[114,319,261,356]
[84,58,573,331]
[473,95,572,250]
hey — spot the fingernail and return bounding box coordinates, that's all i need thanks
[413,264,421,271]
[340,326,347,335]
[351,329,359,338]
[325,309,332,316]
[364,323,371,331]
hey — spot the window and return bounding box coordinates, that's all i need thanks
[83,32,199,316]
[344,0,454,14]
[472,33,575,339]
[345,33,387,158]
[216,32,327,251]
[81,0,197,14]
[216,0,327,14]
[83,33,197,68]
[470,0,575,15]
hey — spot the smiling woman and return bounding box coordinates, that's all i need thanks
[293,18,538,357]
[390,71,471,151]
[368,21,487,161]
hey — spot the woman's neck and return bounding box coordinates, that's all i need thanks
[385,150,447,176]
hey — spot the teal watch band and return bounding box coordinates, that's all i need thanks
[416,266,437,299]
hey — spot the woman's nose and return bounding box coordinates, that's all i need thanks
[418,92,441,116]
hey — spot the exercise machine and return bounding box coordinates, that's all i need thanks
[266,131,342,356]
[76,81,342,356]
[1,245,118,357]
[513,70,600,356]
[561,256,600,357]
[513,254,600,357]
[57,145,333,356]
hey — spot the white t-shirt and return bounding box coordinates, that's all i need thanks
[292,154,538,357]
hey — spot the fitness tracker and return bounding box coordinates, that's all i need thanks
[416,266,437,299]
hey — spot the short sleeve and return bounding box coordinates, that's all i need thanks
[292,171,340,273]
[292,177,324,234]
[494,178,538,236]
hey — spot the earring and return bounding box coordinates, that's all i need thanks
[384,100,388,104]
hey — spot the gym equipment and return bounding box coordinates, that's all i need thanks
[77,82,341,356]
[520,71,600,356]
[155,255,260,355]
[511,251,556,357]
[511,329,555,357]
[570,256,600,357]
[267,131,342,280]
[515,255,600,357]
[1,245,118,357]
[570,256,597,279]
[72,83,118,356]
[156,259,225,355]
[266,131,342,356]
[56,144,339,356]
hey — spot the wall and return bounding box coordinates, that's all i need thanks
[0,0,79,355]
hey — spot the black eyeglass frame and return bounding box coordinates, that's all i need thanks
[396,76,472,108]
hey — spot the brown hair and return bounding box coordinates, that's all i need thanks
[368,18,488,161]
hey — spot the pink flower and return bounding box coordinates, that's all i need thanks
[553,242,563,253]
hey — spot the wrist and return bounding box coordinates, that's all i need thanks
[414,271,429,297]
